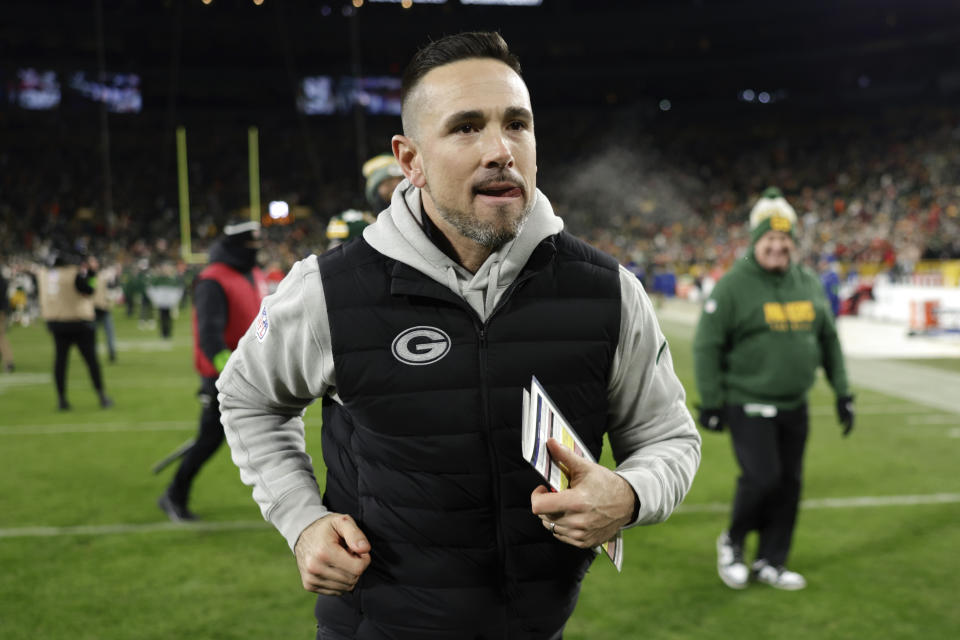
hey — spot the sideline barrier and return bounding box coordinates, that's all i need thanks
[862,280,960,332]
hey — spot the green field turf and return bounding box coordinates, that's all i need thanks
[1,307,958,639]
[899,357,960,375]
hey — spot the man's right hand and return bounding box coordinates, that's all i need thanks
[294,513,372,596]
[698,407,725,432]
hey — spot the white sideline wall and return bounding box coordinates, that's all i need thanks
[859,279,960,327]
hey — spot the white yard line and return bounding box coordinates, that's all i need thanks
[1,493,957,539]
[0,373,50,393]
[0,520,268,539]
[678,492,960,514]
[108,338,194,351]
[3,410,949,436]
[844,359,960,416]
[0,421,195,435]
[0,420,322,435]
[906,415,960,425]
[808,404,950,417]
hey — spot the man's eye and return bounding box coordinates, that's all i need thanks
[455,124,478,134]
[508,121,528,130]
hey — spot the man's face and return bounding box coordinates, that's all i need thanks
[753,230,795,272]
[402,58,537,250]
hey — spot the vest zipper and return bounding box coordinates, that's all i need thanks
[478,266,544,603]
[476,323,508,600]
[410,260,545,603]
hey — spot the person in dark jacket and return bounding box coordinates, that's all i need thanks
[0,261,15,372]
[37,249,113,410]
[693,187,855,591]
[157,220,267,521]
[218,32,700,639]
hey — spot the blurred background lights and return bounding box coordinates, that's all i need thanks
[741,89,755,102]
[758,91,770,104]
[268,200,290,220]
[659,99,671,112]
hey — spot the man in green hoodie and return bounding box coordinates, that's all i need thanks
[693,187,855,591]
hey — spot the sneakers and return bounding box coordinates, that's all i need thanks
[99,394,114,409]
[752,560,807,591]
[716,532,749,589]
[157,492,198,523]
[716,534,807,590]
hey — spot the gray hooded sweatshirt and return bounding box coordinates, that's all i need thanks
[218,180,701,551]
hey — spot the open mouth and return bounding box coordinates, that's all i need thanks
[475,182,523,199]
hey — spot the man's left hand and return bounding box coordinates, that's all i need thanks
[530,438,637,549]
[836,395,855,436]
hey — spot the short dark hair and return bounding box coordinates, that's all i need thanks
[400,32,522,132]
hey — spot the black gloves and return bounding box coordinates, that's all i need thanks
[698,407,725,432]
[836,395,855,436]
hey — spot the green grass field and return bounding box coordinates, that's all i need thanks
[1,307,958,639]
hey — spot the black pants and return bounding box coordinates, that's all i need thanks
[158,308,173,339]
[48,321,104,402]
[168,376,223,506]
[727,404,808,567]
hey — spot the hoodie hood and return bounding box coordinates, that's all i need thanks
[363,178,564,320]
[209,236,258,273]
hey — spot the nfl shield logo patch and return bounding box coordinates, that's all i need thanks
[255,305,269,343]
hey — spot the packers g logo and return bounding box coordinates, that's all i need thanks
[770,215,792,233]
[391,326,451,366]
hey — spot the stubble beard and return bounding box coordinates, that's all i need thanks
[436,200,532,251]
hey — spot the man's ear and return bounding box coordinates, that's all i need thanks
[392,135,425,188]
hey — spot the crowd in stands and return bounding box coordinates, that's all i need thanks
[2,102,959,311]
[558,104,960,284]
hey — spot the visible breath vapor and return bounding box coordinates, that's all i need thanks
[545,144,703,237]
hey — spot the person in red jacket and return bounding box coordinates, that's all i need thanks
[158,220,268,521]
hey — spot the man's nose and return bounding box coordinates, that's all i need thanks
[481,130,514,169]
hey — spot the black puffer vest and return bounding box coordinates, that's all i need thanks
[315,232,621,639]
